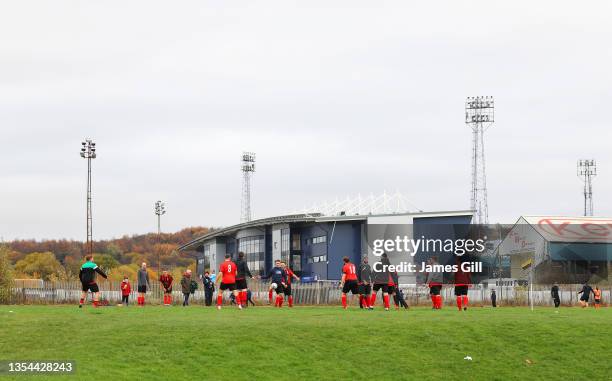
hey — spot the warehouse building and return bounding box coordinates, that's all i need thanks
[178,210,473,281]
[498,216,612,284]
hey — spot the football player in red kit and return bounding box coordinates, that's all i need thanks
[216,254,241,310]
[454,256,471,311]
[340,257,360,309]
[281,261,300,307]
[425,256,444,310]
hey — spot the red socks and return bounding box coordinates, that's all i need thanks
[217,295,223,306]
[137,296,143,306]
[269,289,273,303]
[275,295,284,307]
[341,294,347,308]
[363,296,370,308]
[383,295,390,309]
[457,296,462,310]
[288,296,293,307]
[431,295,436,308]
[370,294,377,307]
[79,298,85,305]
[163,295,171,305]
[436,295,442,309]
[93,300,99,308]
[462,295,468,309]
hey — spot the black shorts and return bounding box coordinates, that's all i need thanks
[580,295,589,302]
[220,282,237,291]
[429,285,442,295]
[372,283,389,293]
[342,280,359,294]
[236,278,248,290]
[454,285,468,296]
[81,282,99,293]
[387,285,396,295]
[162,287,172,294]
[359,284,372,295]
[138,285,147,293]
[595,299,601,304]
[283,284,292,296]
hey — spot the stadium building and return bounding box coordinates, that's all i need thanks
[178,210,473,281]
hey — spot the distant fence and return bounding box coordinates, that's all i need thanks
[4,280,610,307]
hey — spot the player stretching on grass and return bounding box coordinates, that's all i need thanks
[79,255,108,308]
[370,253,391,311]
[216,254,241,310]
[235,252,253,308]
[454,256,471,311]
[281,261,300,307]
[340,257,359,309]
[264,260,287,307]
[358,257,373,309]
[425,256,443,310]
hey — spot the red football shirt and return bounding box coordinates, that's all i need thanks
[285,268,295,285]
[219,260,237,284]
[342,263,358,281]
[454,267,471,286]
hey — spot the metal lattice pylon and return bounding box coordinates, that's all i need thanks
[577,159,596,216]
[465,96,494,224]
[241,152,256,222]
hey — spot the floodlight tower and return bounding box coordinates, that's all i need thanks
[154,200,166,274]
[241,152,256,222]
[465,96,494,225]
[577,160,596,216]
[80,139,96,256]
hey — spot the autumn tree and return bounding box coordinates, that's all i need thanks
[14,252,62,281]
[0,245,14,303]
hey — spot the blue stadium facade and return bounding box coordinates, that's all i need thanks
[179,211,473,281]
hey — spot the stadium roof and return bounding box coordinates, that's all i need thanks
[504,215,612,245]
[178,210,473,252]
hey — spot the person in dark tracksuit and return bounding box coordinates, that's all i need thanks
[394,286,409,309]
[551,284,560,308]
[181,270,193,306]
[202,271,214,306]
[491,289,497,307]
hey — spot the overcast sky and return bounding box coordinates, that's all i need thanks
[1,1,611,241]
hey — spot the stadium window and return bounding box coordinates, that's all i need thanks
[292,233,301,250]
[281,229,290,264]
[312,235,327,245]
[238,235,265,276]
[291,253,301,271]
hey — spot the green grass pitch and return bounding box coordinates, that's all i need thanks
[0,305,610,380]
